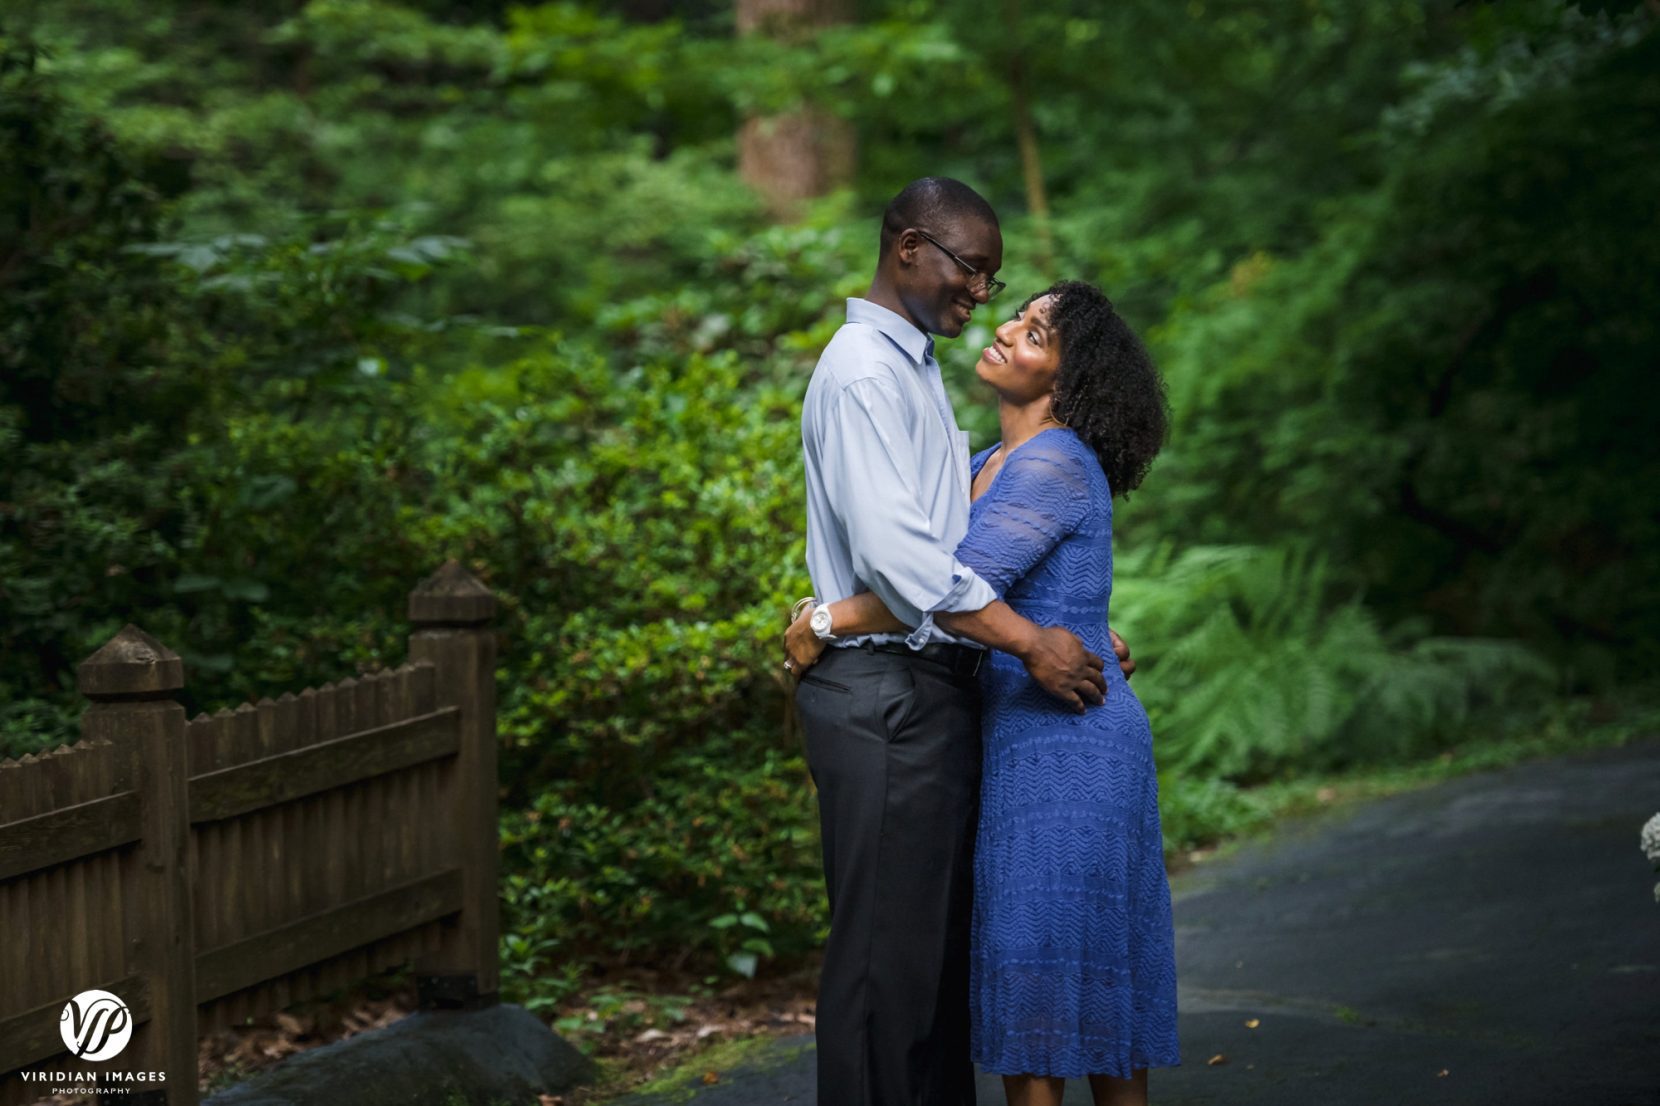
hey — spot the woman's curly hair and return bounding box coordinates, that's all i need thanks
[1030,279,1170,496]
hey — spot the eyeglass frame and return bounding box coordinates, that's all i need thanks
[912,229,1007,302]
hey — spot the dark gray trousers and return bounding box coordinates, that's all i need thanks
[795,645,983,1106]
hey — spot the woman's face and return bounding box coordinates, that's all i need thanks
[975,294,1061,404]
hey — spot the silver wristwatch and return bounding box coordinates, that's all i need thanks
[810,604,836,641]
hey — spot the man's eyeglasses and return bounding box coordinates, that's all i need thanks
[914,229,1007,302]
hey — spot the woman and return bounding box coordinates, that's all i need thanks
[786,280,1178,1106]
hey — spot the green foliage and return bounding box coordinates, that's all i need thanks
[709,907,776,980]
[1155,776,1273,855]
[4,0,1657,1004]
[1133,4,1660,681]
[550,986,692,1046]
[1163,681,1660,854]
[498,732,822,998]
[1115,544,1554,779]
[416,324,830,997]
[0,123,461,733]
[393,326,815,797]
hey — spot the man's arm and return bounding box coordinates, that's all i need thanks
[810,378,1105,708]
[816,377,997,627]
[786,592,1132,689]
[783,592,1106,711]
[936,604,1105,712]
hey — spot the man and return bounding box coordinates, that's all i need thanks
[791,177,1129,1105]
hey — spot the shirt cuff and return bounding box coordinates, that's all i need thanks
[905,572,998,650]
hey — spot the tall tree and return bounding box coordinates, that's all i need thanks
[1001,0,1053,271]
[736,0,854,216]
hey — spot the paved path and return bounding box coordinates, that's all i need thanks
[618,741,1660,1105]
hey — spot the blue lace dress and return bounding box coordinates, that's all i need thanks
[959,428,1180,1079]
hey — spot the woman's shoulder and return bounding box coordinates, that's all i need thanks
[970,442,1001,477]
[1007,429,1112,515]
[1008,427,1095,476]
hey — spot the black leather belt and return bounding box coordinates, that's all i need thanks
[867,641,986,679]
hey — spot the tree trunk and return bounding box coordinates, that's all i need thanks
[1004,0,1053,272]
[736,0,855,218]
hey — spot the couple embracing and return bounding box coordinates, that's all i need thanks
[784,177,1178,1106]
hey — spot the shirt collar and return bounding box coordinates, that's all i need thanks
[846,298,934,365]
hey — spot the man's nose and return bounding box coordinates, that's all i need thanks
[971,281,993,304]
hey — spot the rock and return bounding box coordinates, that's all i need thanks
[203,1003,592,1106]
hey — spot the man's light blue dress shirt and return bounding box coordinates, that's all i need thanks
[801,298,998,649]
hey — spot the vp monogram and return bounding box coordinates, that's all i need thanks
[59,989,133,1062]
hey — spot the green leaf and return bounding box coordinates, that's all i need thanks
[173,574,221,594]
[221,579,269,602]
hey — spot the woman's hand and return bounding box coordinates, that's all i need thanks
[1109,628,1135,680]
[784,605,828,679]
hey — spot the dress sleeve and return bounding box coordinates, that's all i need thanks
[955,435,1091,599]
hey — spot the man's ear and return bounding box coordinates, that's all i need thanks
[894,228,922,266]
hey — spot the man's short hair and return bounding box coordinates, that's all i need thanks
[879,177,999,258]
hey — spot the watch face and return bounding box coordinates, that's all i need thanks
[811,607,832,635]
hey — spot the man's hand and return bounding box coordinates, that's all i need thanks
[784,606,827,679]
[1110,628,1135,680]
[1016,625,1107,713]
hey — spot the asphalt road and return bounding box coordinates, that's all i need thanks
[618,740,1660,1105]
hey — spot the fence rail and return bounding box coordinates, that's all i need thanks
[0,562,500,1106]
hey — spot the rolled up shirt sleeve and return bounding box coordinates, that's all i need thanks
[820,377,998,641]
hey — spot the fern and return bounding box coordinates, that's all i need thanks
[1114,543,1553,779]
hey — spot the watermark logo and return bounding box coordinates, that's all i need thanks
[59,989,132,1062]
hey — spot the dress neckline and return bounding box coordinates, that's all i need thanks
[971,425,1073,504]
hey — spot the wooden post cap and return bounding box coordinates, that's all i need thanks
[77,624,185,698]
[409,560,497,625]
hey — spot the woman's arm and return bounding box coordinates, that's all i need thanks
[784,591,906,672]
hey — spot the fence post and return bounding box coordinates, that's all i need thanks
[407,562,500,1009]
[78,625,198,1106]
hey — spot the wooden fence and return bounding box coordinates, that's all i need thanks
[0,562,501,1106]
